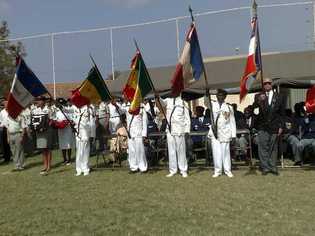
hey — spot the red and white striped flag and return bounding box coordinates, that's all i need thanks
[240,0,262,102]
[6,57,48,119]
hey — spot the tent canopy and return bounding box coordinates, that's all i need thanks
[106,50,315,99]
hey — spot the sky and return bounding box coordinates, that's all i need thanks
[0,0,313,85]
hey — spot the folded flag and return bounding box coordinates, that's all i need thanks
[70,66,111,108]
[171,23,203,96]
[123,51,153,115]
[7,57,48,119]
[240,0,262,102]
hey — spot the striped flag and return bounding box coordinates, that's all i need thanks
[171,23,203,96]
[240,0,262,102]
[6,57,48,119]
[123,50,153,115]
[70,66,112,108]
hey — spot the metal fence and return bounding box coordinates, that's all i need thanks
[0,1,313,98]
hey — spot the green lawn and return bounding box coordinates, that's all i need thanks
[1,152,315,236]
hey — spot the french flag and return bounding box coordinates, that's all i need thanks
[240,0,262,102]
[171,23,203,96]
[6,58,48,119]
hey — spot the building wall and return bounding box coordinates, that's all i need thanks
[289,89,307,111]
[191,93,255,115]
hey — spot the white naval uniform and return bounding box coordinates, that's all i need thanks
[54,106,75,150]
[126,106,148,172]
[89,104,96,139]
[108,103,123,134]
[208,101,236,176]
[160,97,191,175]
[74,105,93,175]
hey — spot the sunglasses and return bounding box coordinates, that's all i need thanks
[263,82,272,85]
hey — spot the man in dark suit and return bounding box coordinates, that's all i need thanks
[252,78,285,175]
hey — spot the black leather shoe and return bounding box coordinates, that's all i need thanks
[261,171,268,175]
[293,161,302,166]
[270,171,279,176]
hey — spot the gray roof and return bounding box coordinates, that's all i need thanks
[105,50,315,96]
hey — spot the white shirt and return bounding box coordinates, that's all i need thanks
[108,103,123,119]
[126,105,148,138]
[266,90,274,106]
[98,102,109,119]
[0,109,8,128]
[159,97,191,135]
[73,105,93,141]
[208,101,236,142]
[7,115,27,133]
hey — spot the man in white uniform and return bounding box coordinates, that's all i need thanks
[208,89,236,178]
[73,105,93,176]
[125,105,148,173]
[108,98,123,134]
[157,95,191,178]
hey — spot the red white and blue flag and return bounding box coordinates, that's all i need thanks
[171,23,203,96]
[240,0,262,102]
[7,57,48,119]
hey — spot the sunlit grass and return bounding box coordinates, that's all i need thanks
[1,151,315,235]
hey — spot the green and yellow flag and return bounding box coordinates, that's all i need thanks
[71,66,111,108]
[123,51,153,115]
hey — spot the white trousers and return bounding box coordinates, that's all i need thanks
[211,138,232,175]
[128,137,147,172]
[167,133,188,174]
[76,138,90,174]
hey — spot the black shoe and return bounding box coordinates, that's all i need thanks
[270,170,279,176]
[294,161,302,166]
[129,170,138,174]
[261,170,268,175]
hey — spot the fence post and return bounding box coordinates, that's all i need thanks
[175,18,180,59]
[110,28,115,80]
[51,33,56,99]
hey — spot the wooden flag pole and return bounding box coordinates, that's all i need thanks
[89,54,113,100]
[188,6,217,138]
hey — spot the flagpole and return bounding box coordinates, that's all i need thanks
[252,0,264,91]
[133,39,171,131]
[188,6,216,138]
[44,90,78,135]
[89,54,113,100]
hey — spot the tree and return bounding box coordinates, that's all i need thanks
[0,21,26,97]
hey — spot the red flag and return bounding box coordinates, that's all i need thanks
[305,85,315,113]
[240,0,262,102]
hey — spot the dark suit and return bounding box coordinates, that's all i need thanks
[190,116,211,162]
[253,91,285,173]
[191,116,210,143]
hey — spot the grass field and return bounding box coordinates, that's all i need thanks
[1,152,315,236]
